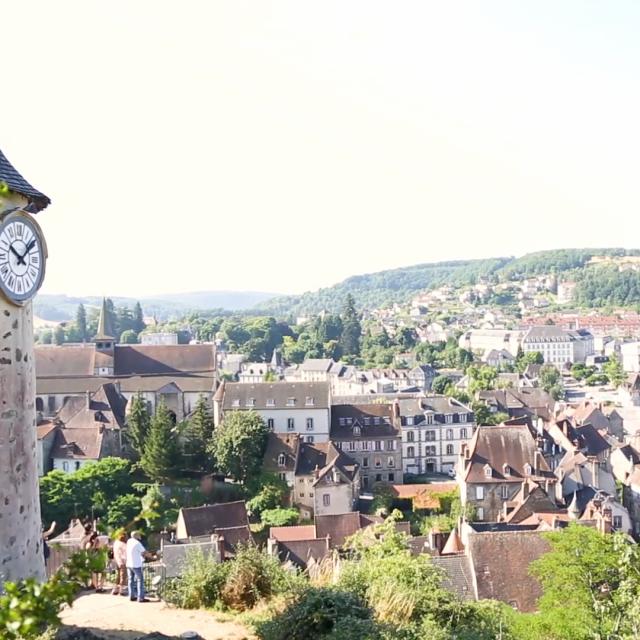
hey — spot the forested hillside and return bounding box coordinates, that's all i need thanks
[257,258,511,315]
[257,248,640,315]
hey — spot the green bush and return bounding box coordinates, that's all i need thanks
[256,587,381,640]
[163,548,230,609]
[0,551,92,639]
[260,508,299,528]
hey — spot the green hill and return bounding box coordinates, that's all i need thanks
[256,248,640,315]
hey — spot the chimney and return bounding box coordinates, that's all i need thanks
[393,399,400,418]
[314,464,320,479]
[522,480,530,500]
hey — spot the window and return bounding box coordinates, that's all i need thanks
[348,441,356,451]
[306,436,314,443]
[500,485,509,499]
[406,416,414,426]
[267,418,275,430]
[407,446,415,458]
[299,478,304,484]
[387,457,395,468]
[426,431,436,441]
[484,465,492,478]
[232,399,240,408]
[75,461,81,470]
[425,446,436,456]
[446,444,454,456]
[477,507,484,520]
[299,492,305,498]
[386,440,394,451]
[375,441,382,451]
[305,396,315,406]
[388,473,395,482]
[353,425,361,436]
[476,486,484,500]
[278,472,286,481]
[374,417,381,425]
[246,397,256,407]
[363,476,369,488]
[375,474,382,482]
[460,428,468,439]
[339,418,346,426]
[364,417,371,425]
[277,453,286,467]
[425,413,434,425]
[614,516,622,530]
[363,457,369,468]
[459,413,467,423]
[286,397,296,407]
[362,441,369,450]
[322,494,331,507]
[306,418,314,431]
[524,463,532,476]
[287,418,295,431]
[62,461,69,472]
[446,429,453,440]
[445,413,454,424]
[407,431,415,442]
[266,398,275,407]
[374,457,382,468]
[503,464,511,477]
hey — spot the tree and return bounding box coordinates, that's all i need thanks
[140,400,181,482]
[105,298,117,336]
[432,375,452,395]
[106,494,142,529]
[75,304,88,342]
[604,354,625,388]
[209,411,269,483]
[530,523,626,639]
[133,301,146,334]
[181,395,215,472]
[41,329,53,344]
[119,329,138,344]
[260,507,299,527]
[517,350,544,372]
[246,473,289,517]
[539,365,564,400]
[126,394,150,459]
[339,295,362,357]
[53,325,65,345]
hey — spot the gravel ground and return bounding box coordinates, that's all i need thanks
[60,593,253,640]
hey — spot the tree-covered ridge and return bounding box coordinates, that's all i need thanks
[257,248,640,315]
[257,257,512,315]
[573,265,640,308]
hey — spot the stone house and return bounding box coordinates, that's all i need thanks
[330,402,402,489]
[397,396,475,476]
[214,381,331,443]
[457,424,556,522]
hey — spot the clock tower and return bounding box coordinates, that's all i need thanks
[0,148,50,585]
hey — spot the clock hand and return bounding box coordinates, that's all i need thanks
[21,239,36,259]
[10,245,26,266]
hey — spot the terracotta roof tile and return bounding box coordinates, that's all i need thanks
[269,525,316,542]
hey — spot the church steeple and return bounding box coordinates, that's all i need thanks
[95,298,115,342]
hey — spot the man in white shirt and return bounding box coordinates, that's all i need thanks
[125,531,148,602]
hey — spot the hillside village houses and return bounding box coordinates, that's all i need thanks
[35,299,217,421]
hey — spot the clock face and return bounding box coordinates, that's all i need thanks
[0,213,45,304]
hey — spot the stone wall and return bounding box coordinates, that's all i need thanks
[0,299,45,584]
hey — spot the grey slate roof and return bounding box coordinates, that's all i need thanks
[222,381,330,410]
[0,148,50,212]
[430,554,475,601]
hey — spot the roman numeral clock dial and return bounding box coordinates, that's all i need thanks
[0,212,47,305]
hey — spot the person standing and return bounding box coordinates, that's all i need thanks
[85,531,106,592]
[126,531,148,603]
[111,531,128,596]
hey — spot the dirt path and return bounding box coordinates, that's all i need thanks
[60,593,254,640]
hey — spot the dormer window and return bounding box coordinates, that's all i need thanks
[425,413,434,425]
[373,417,380,425]
[459,413,467,423]
[277,453,286,467]
[286,397,296,407]
[305,397,315,406]
[246,397,256,407]
[232,399,240,408]
[503,464,511,477]
[445,413,454,424]
[484,464,492,478]
[406,417,414,426]
[339,418,346,426]
[266,399,275,407]
[353,426,361,437]
[524,464,532,476]
[346,418,353,425]
[364,417,371,426]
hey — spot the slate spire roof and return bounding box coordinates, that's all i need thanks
[0,148,50,212]
[94,298,115,340]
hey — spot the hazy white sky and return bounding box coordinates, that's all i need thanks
[3,1,640,297]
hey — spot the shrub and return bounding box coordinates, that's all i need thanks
[163,548,230,609]
[256,587,382,640]
[220,544,302,610]
[260,508,299,528]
